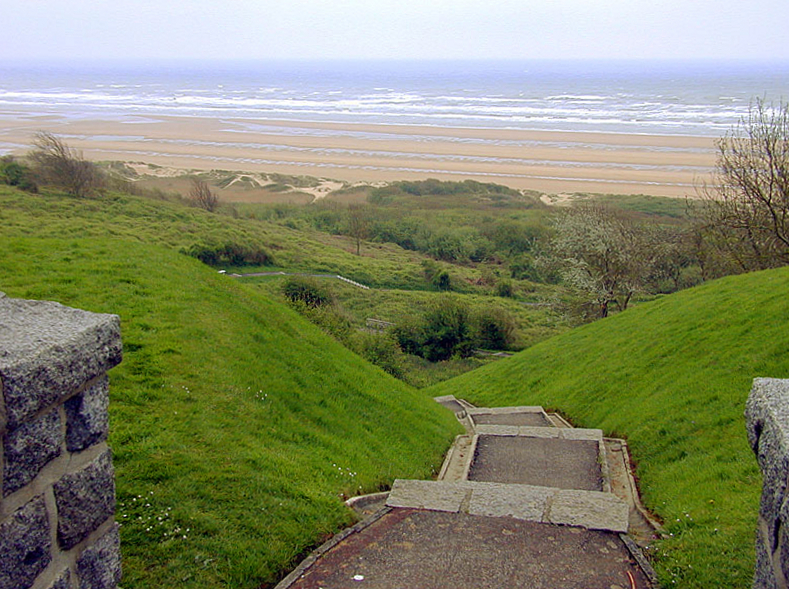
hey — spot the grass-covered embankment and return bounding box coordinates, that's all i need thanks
[0,186,484,291]
[0,189,462,587]
[429,268,789,588]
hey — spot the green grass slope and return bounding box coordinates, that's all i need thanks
[0,186,480,290]
[428,268,789,588]
[1,204,461,586]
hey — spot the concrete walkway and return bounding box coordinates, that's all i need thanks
[275,396,659,589]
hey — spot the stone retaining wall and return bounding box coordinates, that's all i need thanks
[0,293,122,589]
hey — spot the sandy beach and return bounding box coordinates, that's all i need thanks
[0,111,716,198]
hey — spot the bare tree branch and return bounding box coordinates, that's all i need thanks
[28,132,102,197]
[189,178,219,212]
[697,99,789,270]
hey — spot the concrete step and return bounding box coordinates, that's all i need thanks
[386,479,629,533]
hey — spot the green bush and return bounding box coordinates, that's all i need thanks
[186,242,273,267]
[495,279,514,298]
[393,296,474,362]
[473,307,516,350]
[433,271,452,291]
[351,331,404,378]
[282,276,333,309]
[0,157,37,192]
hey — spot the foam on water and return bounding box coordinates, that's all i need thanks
[1,60,787,181]
[2,60,787,137]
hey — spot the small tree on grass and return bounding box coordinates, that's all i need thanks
[548,203,654,319]
[28,132,102,197]
[346,204,370,256]
[189,178,219,212]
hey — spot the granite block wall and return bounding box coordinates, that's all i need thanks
[746,378,789,589]
[0,293,122,589]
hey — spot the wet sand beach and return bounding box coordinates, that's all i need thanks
[0,110,716,197]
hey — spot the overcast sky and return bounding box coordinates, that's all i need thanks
[2,0,788,62]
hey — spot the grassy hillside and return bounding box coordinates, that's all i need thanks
[428,268,789,587]
[0,190,462,587]
[0,186,481,290]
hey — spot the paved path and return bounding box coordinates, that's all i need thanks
[276,396,658,589]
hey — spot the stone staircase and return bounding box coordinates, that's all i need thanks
[276,395,659,588]
[391,396,630,533]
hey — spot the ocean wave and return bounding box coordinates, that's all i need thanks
[1,60,786,137]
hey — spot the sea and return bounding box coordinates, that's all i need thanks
[1,59,788,161]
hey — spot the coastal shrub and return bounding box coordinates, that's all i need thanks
[185,242,273,267]
[189,178,219,212]
[282,276,333,309]
[422,260,453,291]
[351,331,404,378]
[28,132,103,197]
[298,302,354,342]
[473,307,516,350]
[495,279,514,298]
[433,271,452,291]
[481,218,548,255]
[0,157,37,192]
[387,178,521,197]
[393,296,474,362]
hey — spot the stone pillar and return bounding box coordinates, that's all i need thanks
[746,378,789,589]
[0,293,122,589]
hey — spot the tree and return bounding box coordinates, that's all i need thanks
[28,132,102,197]
[548,204,654,319]
[189,177,219,212]
[696,99,789,271]
[346,204,370,255]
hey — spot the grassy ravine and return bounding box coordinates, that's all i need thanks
[1,228,462,584]
[428,268,789,588]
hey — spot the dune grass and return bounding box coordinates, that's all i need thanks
[427,268,789,587]
[0,191,462,587]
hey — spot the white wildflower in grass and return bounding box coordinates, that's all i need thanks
[117,491,191,543]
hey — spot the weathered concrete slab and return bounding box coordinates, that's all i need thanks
[471,411,553,427]
[466,482,552,521]
[473,424,603,440]
[562,428,604,441]
[387,479,628,533]
[387,480,468,512]
[474,424,523,436]
[549,489,630,533]
[279,508,647,589]
[468,435,604,491]
[433,395,467,415]
[468,406,545,414]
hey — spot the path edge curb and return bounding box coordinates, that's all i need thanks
[273,507,392,589]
